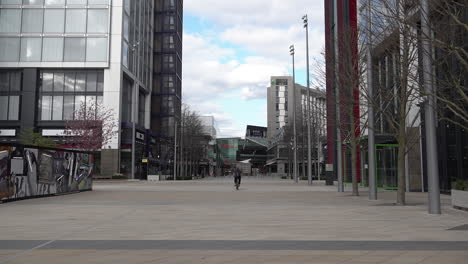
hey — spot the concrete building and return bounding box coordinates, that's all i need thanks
[199,115,217,176]
[0,0,183,179]
[266,76,326,177]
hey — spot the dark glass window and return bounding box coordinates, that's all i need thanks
[138,92,145,126]
[163,15,175,31]
[39,70,103,121]
[162,54,175,71]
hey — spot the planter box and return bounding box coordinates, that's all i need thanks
[452,189,468,211]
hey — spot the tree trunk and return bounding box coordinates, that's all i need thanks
[397,127,407,205]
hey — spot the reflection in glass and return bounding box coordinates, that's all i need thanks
[42,73,53,92]
[45,0,65,5]
[74,95,85,119]
[63,96,74,120]
[20,38,42,62]
[41,95,52,120]
[75,73,86,92]
[86,72,97,92]
[64,72,75,92]
[52,95,63,120]
[53,72,64,92]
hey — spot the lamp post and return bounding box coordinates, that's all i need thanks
[421,0,440,214]
[131,42,139,180]
[366,0,377,199]
[290,45,298,183]
[303,15,313,185]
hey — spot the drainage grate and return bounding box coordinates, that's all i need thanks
[448,224,468,231]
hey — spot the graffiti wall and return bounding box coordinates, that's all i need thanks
[0,145,93,201]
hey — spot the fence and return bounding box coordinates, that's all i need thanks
[0,144,94,202]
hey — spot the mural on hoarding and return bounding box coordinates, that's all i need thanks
[0,145,93,201]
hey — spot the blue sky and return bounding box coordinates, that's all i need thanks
[182,0,324,138]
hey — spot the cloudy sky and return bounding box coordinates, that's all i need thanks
[183,0,325,138]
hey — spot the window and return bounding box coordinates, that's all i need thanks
[86,38,107,61]
[163,15,175,30]
[64,38,85,62]
[162,35,175,49]
[39,70,104,121]
[0,38,20,62]
[22,9,43,33]
[162,55,175,71]
[65,9,86,33]
[20,38,42,62]
[44,9,65,33]
[122,41,129,68]
[87,9,108,33]
[123,15,129,41]
[42,38,64,62]
[162,76,175,93]
[0,9,21,33]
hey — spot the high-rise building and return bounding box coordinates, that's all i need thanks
[151,0,183,166]
[0,0,183,179]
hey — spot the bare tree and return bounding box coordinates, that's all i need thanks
[179,104,205,179]
[428,0,468,130]
[64,101,118,151]
[361,0,424,205]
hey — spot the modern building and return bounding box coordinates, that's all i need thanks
[238,125,269,173]
[0,0,183,179]
[355,0,467,192]
[266,76,326,177]
[151,0,183,168]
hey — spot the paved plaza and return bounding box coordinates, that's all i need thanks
[0,177,467,263]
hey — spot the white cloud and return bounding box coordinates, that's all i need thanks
[182,0,325,137]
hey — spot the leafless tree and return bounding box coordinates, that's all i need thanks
[64,101,118,151]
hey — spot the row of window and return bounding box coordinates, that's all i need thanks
[41,71,103,93]
[0,8,108,34]
[40,94,102,121]
[0,37,107,62]
[0,0,109,6]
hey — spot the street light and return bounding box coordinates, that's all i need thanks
[290,45,298,183]
[130,41,140,180]
[303,14,313,185]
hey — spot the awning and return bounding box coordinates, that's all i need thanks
[239,159,251,164]
[265,160,277,166]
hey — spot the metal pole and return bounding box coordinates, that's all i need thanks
[291,45,298,183]
[331,3,343,192]
[131,42,139,180]
[367,0,377,200]
[303,15,313,185]
[174,122,177,181]
[421,0,440,214]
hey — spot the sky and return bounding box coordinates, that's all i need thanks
[183,0,325,138]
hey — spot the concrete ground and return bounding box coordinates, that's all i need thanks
[0,177,467,264]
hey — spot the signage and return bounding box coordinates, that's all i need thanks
[142,159,148,163]
[326,164,334,172]
[0,129,16,137]
[136,132,145,141]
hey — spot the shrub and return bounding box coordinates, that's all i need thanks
[454,180,468,191]
[112,174,127,180]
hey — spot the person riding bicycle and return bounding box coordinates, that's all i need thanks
[234,167,242,188]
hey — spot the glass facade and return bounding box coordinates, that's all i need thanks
[38,70,103,121]
[152,0,183,138]
[122,0,153,89]
[0,1,110,63]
